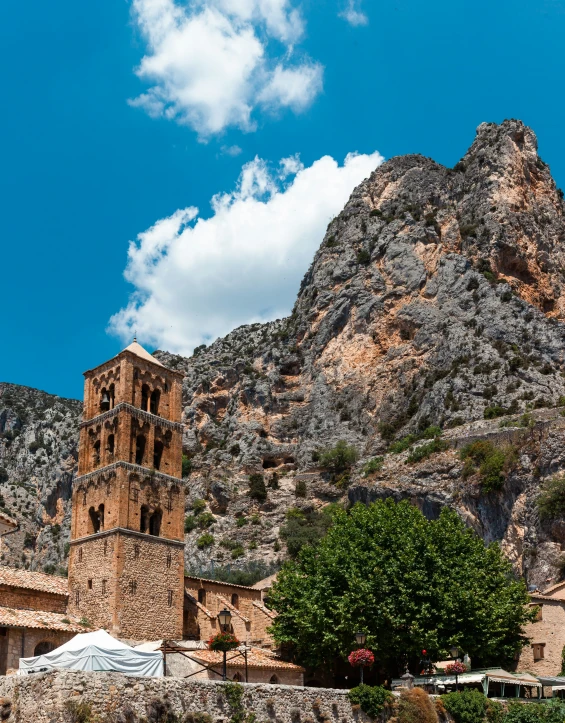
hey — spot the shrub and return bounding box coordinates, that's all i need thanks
[268,473,279,489]
[184,515,197,533]
[197,512,215,529]
[357,249,371,265]
[280,506,335,558]
[236,517,248,528]
[231,544,245,559]
[484,404,507,419]
[64,700,94,723]
[318,441,359,473]
[460,440,517,492]
[182,455,192,477]
[295,479,307,497]
[347,685,392,719]
[196,533,214,549]
[43,563,56,574]
[249,474,267,502]
[192,499,207,513]
[537,474,565,520]
[397,688,438,723]
[363,457,384,476]
[406,439,449,464]
[441,690,488,723]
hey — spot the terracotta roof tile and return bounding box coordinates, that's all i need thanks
[0,606,84,633]
[252,601,277,620]
[191,647,304,672]
[0,567,68,596]
[184,575,259,592]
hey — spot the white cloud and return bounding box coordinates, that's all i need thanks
[339,0,368,26]
[129,0,323,137]
[109,149,384,354]
[220,144,243,156]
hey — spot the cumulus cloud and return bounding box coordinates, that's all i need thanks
[129,0,323,137]
[109,149,384,354]
[339,0,368,26]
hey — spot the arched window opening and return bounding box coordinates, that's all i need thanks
[153,440,164,470]
[233,672,243,682]
[198,589,206,605]
[150,389,161,415]
[135,435,146,465]
[109,384,115,409]
[149,509,162,536]
[100,388,110,412]
[88,506,101,534]
[269,675,279,684]
[231,593,239,609]
[92,440,101,467]
[34,641,56,657]
[106,434,115,460]
[141,385,150,411]
[140,505,149,534]
[98,504,105,531]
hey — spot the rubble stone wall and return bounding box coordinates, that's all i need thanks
[0,670,370,723]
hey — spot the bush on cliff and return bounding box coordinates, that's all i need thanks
[269,499,534,674]
[537,474,565,520]
[460,440,517,492]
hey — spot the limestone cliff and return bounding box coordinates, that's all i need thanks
[3,120,565,588]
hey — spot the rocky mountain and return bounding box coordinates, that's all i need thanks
[3,120,565,588]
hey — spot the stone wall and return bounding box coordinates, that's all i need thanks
[0,670,371,723]
[516,597,565,676]
[0,585,67,614]
[4,628,73,674]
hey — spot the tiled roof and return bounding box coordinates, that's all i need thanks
[122,341,165,368]
[0,606,84,633]
[0,567,69,596]
[252,601,277,620]
[191,647,304,672]
[217,595,250,623]
[185,575,260,592]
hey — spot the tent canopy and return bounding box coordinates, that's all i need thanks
[19,629,163,677]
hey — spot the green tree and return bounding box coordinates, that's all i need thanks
[248,474,267,502]
[269,499,534,674]
[318,440,359,472]
[279,506,336,558]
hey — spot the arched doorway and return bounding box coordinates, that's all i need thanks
[34,641,56,656]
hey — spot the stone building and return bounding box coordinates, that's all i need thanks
[0,341,289,680]
[516,580,565,676]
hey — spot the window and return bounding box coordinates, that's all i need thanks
[150,389,161,415]
[231,593,239,609]
[135,435,146,465]
[98,504,105,531]
[34,641,56,656]
[133,488,139,503]
[107,434,115,459]
[75,590,80,606]
[93,440,101,467]
[134,544,140,560]
[129,580,137,595]
[269,675,279,684]
[166,551,172,569]
[78,548,83,562]
[149,510,162,537]
[82,492,87,506]
[100,388,110,412]
[88,506,102,534]
[109,384,115,409]
[102,580,107,595]
[153,440,164,471]
[532,643,545,661]
[87,579,93,590]
[140,505,149,533]
[198,589,206,605]
[141,385,150,412]
[168,590,173,607]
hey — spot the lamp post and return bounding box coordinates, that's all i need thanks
[449,645,460,693]
[218,608,232,681]
[355,631,367,684]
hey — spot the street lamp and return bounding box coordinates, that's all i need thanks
[218,608,232,681]
[448,645,462,693]
[355,632,367,684]
[449,645,459,660]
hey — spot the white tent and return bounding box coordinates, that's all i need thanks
[18,629,163,677]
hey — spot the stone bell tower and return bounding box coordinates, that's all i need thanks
[68,340,185,640]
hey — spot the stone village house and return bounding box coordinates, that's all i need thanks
[516,580,565,677]
[0,342,303,683]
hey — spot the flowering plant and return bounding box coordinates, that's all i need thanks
[208,631,240,652]
[348,648,375,667]
[444,661,467,675]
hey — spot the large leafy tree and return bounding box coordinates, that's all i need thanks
[269,500,534,675]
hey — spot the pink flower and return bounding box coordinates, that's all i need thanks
[348,648,375,667]
[444,661,467,675]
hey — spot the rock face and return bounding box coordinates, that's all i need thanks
[0,383,81,574]
[3,120,565,588]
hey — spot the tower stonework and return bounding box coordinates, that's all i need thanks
[68,341,185,640]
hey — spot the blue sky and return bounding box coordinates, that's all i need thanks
[2,0,565,400]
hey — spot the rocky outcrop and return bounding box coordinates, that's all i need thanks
[0,383,81,574]
[3,120,565,588]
